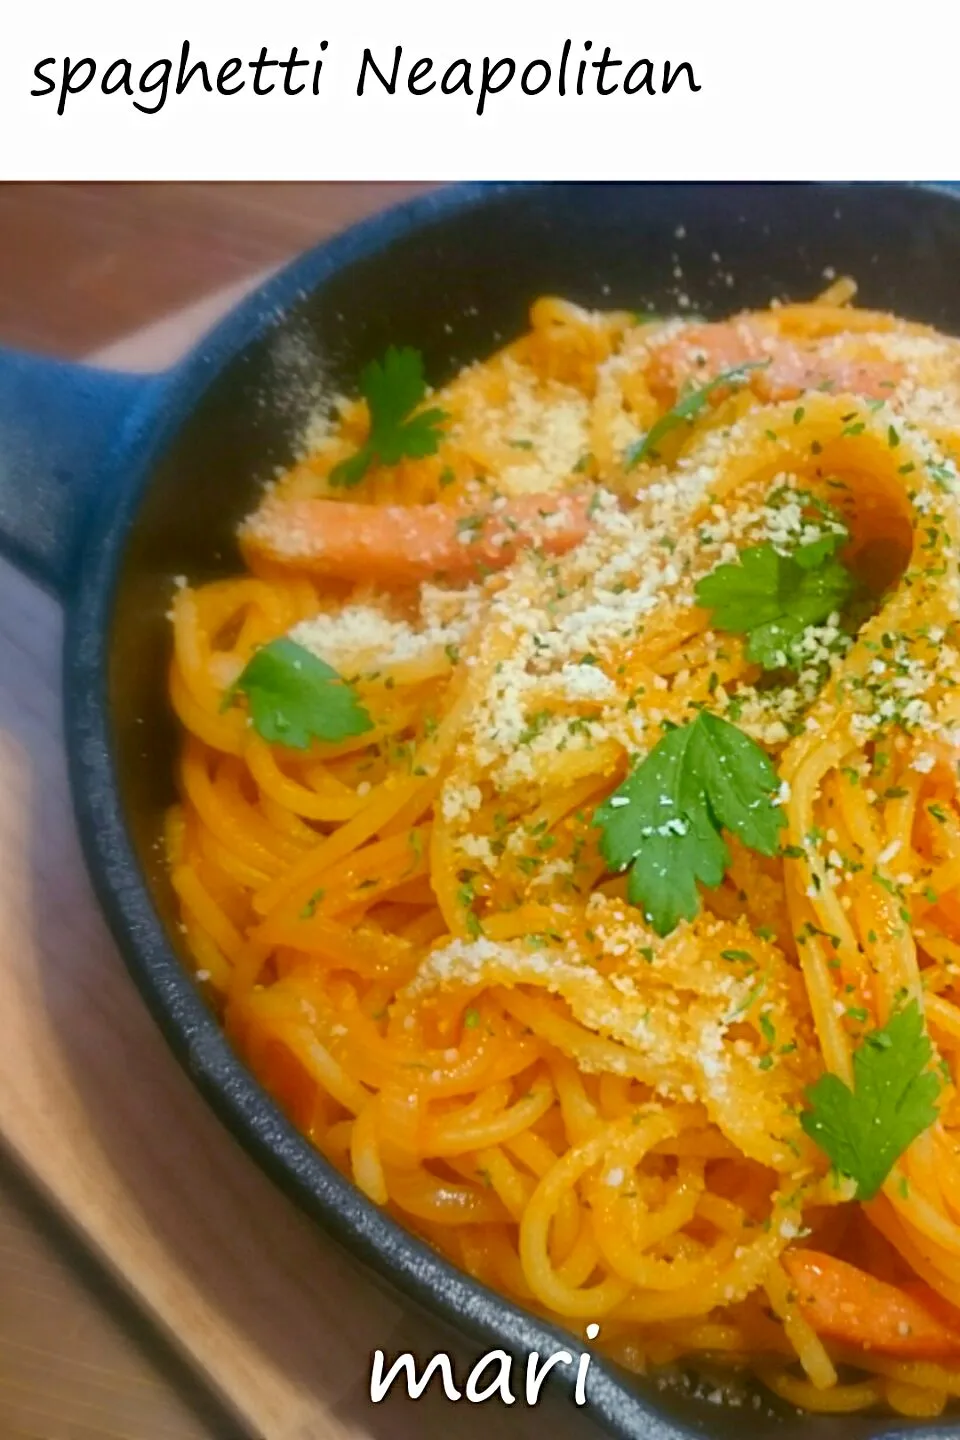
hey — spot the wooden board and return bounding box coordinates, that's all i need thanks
[0,290,601,1440]
[0,182,432,357]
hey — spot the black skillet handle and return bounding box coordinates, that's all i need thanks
[0,346,163,598]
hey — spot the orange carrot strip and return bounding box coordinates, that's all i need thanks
[782,1250,960,1359]
[240,493,591,584]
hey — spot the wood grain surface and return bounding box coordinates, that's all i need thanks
[0,185,601,1440]
[0,182,431,357]
[0,1148,243,1440]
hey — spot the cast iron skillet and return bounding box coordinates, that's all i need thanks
[2,182,960,1440]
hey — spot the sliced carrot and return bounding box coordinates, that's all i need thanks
[782,1249,960,1359]
[241,492,591,585]
[650,319,902,407]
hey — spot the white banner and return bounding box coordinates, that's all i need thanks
[0,0,956,179]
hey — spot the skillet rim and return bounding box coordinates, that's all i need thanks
[62,180,960,1440]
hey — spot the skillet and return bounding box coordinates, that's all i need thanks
[1,181,959,1440]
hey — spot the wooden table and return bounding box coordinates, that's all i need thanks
[0,184,602,1440]
[0,183,431,357]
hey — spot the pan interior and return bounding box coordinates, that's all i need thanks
[107,181,960,1438]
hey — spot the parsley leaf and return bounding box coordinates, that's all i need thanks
[595,710,782,936]
[800,1000,941,1200]
[330,346,447,487]
[625,361,769,468]
[695,529,856,671]
[228,637,373,749]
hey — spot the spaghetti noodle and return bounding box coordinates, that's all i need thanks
[167,284,960,1413]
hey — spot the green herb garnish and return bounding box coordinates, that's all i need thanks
[330,346,447,487]
[694,527,856,671]
[800,1000,941,1200]
[594,710,782,936]
[227,637,372,748]
[300,888,326,919]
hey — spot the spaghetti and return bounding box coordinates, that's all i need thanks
[167,285,960,1413]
